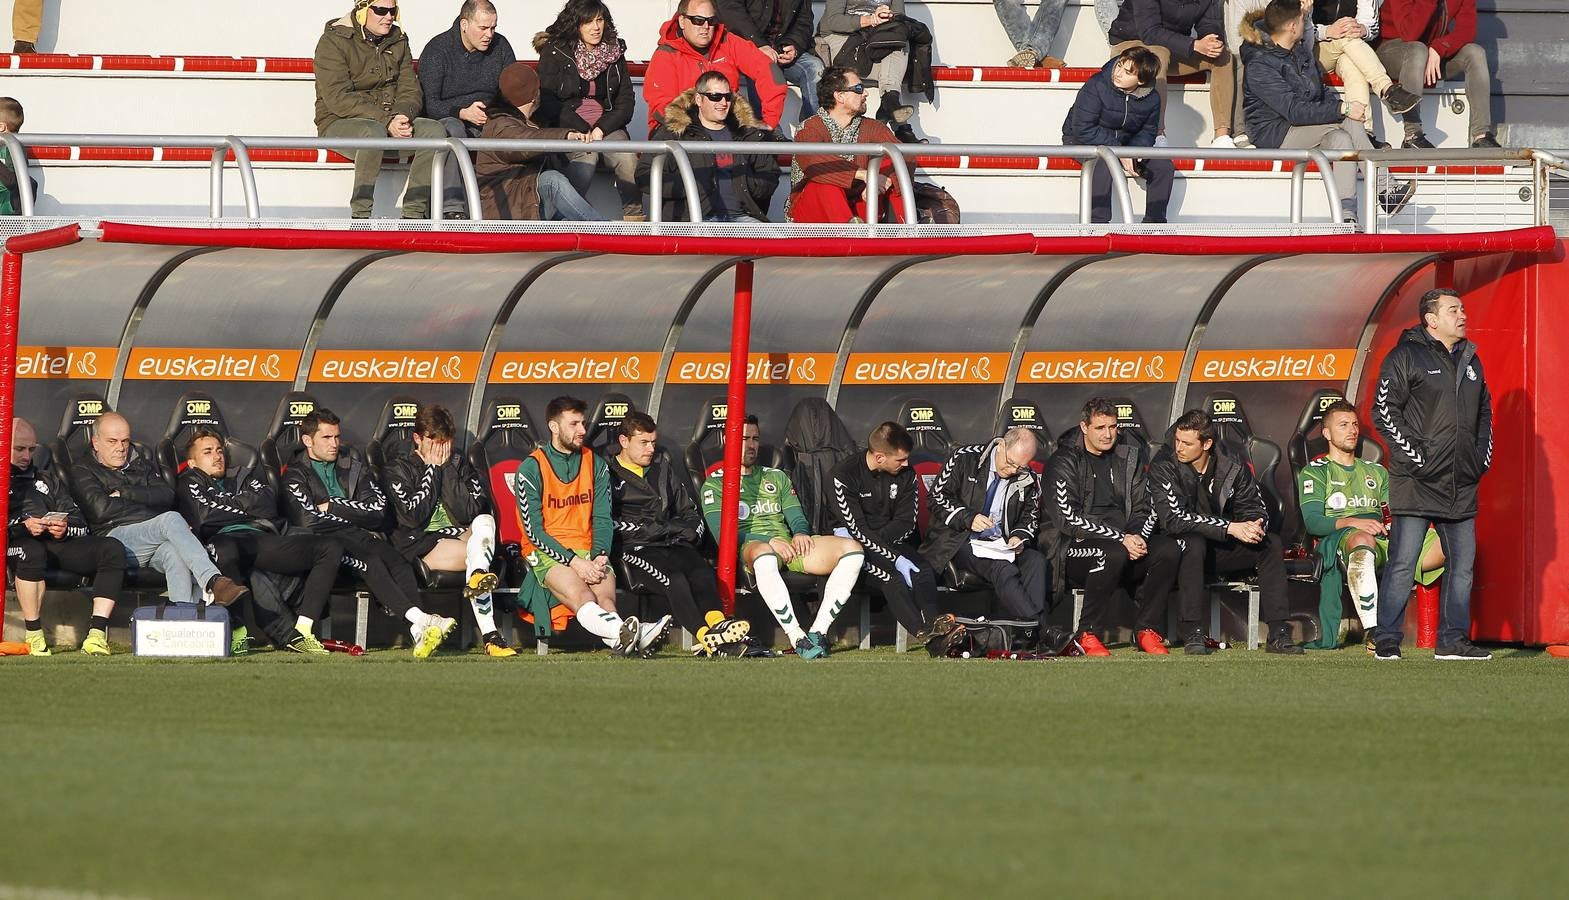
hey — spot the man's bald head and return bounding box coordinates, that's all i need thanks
[92,412,132,468]
[11,417,38,468]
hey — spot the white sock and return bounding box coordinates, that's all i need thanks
[404,607,427,628]
[754,554,806,644]
[295,616,314,636]
[465,516,500,635]
[575,601,624,647]
[1346,547,1379,630]
[810,552,863,635]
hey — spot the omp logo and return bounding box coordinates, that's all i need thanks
[1194,349,1357,382]
[393,403,418,420]
[489,352,658,384]
[670,353,832,385]
[314,351,479,383]
[16,346,115,380]
[909,407,935,423]
[186,399,212,416]
[845,353,1006,385]
[1317,393,1344,411]
[496,404,522,421]
[1020,351,1182,384]
[1010,405,1036,422]
[604,402,630,419]
[127,348,301,381]
[77,399,104,417]
[289,401,315,418]
[1116,404,1134,420]
[710,404,728,421]
[1212,399,1237,415]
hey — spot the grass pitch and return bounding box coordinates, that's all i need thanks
[2,644,1566,899]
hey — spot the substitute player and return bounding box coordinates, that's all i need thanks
[1298,400,1444,650]
[701,414,864,659]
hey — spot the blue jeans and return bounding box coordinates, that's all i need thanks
[536,169,606,222]
[993,0,1069,58]
[109,511,221,606]
[1376,516,1476,646]
[743,51,823,124]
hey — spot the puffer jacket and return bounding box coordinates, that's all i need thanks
[715,0,817,54]
[644,13,787,132]
[533,34,635,136]
[1062,58,1160,147]
[473,107,573,220]
[1108,0,1226,62]
[1372,324,1492,519]
[918,439,1042,571]
[636,90,783,221]
[382,452,492,560]
[71,447,175,534]
[1148,439,1269,539]
[313,14,423,133]
[1239,9,1337,150]
[1040,439,1155,595]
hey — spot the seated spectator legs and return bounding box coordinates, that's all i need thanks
[537,169,606,221]
[10,536,125,656]
[437,116,481,217]
[780,53,826,123]
[1374,39,1492,146]
[323,116,448,219]
[1092,159,1175,224]
[820,33,912,124]
[12,0,40,53]
[564,135,642,220]
[110,511,220,606]
[993,0,1068,67]
[1278,120,1395,220]
[1317,38,1408,143]
[1108,41,1235,142]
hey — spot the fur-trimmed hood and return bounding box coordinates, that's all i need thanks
[661,87,762,134]
[1239,8,1280,47]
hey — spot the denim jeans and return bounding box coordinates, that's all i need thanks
[535,169,606,221]
[109,511,220,606]
[993,0,1069,58]
[743,51,824,123]
[1377,516,1476,646]
[438,116,482,215]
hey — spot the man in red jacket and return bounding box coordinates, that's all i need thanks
[1374,0,1498,148]
[644,0,787,134]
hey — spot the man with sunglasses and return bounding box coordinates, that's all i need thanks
[638,70,782,222]
[786,66,904,223]
[314,0,448,218]
[645,0,787,135]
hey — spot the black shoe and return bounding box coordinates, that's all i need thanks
[1379,180,1417,217]
[1434,639,1492,660]
[1366,133,1392,151]
[1035,624,1076,656]
[12,41,36,54]
[878,90,916,125]
[1381,84,1422,116]
[1183,628,1213,656]
[1265,623,1304,655]
[442,210,467,220]
[1374,640,1402,660]
[892,123,927,144]
[921,613,967,658]
[1401,133,1436,150]
[1470,133,1502,149]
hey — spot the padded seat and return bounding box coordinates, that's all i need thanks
[1288,388,1384,471]
[999,396,1054,470]
[155,390,264,491]
[586,393,637,460]
[682,396,785,499]
[1200,391,1285,533]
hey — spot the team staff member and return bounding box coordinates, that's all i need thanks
[384,404,514,658]
[8,417,127,656]
[1372,288,1492,661]
[1042,398,1179,656]
[282,408,457,659]
[1149,410,1303,655]
[516,396,671,657]
[701,415,865,660]
[609,412,751,656]
[179,428,340,655]
[829,421,964,656]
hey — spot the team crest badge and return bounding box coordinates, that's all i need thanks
[762,481,778,494]
[1466,365,1477,381]
[1365,476,1378,491]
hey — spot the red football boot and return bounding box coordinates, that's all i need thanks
[1136,629,1170,655]
[1077,632,1112,657]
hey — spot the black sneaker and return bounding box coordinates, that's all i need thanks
[1265,623,1305,655]
[1183,628,1213,656]
[892,123,927,144]
[1379,180,1417,217]
[1035,625,1076,656]
[1401,133,1436,150]
[1382,84,1422,116]
[12,41,36,54]
[1471,133,1502,149]
[1366,133,1392,151]
[1434,639,1492,660]
[1374,640,1402,660]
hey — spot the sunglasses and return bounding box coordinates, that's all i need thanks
[683,13,718,25]
[698,91,734,102]
[368,4,397,15]
[837,82,866,94]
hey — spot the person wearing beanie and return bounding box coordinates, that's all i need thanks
[313,0,448,218]
[473,63,607,220]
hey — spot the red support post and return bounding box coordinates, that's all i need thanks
[0,251,22,631]
[714,261,754,614]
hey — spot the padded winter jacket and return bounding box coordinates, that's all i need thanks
[637,90,783,221]
[918,439,1042,571]
[312,15,423,133]
[8,463,90,540]
[608,453,705,550]
[533,34,635,136]
[1147,439,1269,539]
[282,447,389,536]
[1239,10,1338,150]
[644,13,787,132]
[1040,439,1156,594]
[1062,58,1160,147]
[1108,0,1226,62]
[382,451,492,560]
[71,448,175,534]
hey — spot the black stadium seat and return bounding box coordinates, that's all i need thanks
[259,391,320,478]
[896,398,956,539]
[468,396,540,553]
[782,397,857,537]
[50,393,110,475]
[682,396,785,498]
[1105,396,1155,452]
[156,391,263,487]
[1200,391,1285,532]
[1288,388,1384,472]
[366,395,421,475]
[585,393,636,459]
[1000,396,1054,468]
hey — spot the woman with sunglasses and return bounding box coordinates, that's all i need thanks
[534,0,644,221]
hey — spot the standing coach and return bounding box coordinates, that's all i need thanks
[1371,288,1492,660]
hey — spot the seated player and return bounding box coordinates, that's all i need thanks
[701,414,864,660]
[8,417,128,656]
[829,421,965,656]
[1297,399,1444,650]
[608,412,753,657]
[515,396,672,657]
[384,404,514,658]
[282,408,457,659]
[179,427,342,655]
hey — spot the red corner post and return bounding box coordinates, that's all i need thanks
[0,251,22,629]
[714,261,754,614]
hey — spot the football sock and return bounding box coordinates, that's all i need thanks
[810,552,864,635]
[575,601,625,647]
[25,618,41,631]
[465,516,500,635]
[1346,546,1379,630]
[89,615,110,634]
[753,554,806,644]
[404,607,427,627]
[295,616,314,637]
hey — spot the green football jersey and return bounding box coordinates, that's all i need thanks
[701,466,810,547]
[1298,456,1387,536]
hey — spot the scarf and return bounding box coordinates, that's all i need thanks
[790,111,863,186]
[574,39,621,81]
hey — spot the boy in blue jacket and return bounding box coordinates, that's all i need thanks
[1062,47,1174,224]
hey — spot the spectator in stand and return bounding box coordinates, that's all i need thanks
[1375,0,1499,148]
[645,0,787,134]
[817,0,919,136]
[638,70,782,222]
[1108,0,1238,147]
[714,0,823,122]
[1306,0,1421,148]
[473,63,604,221]
[0,96,26,216]
[8,417,127,657]
[1241,0,1415,224]
[313,0,447,219]
[534,0,643,221]
[417,0,516,219]
[11,0,41,53]
[1062,46,1175,224]
[787,66,905,223]
[992,0,1069,69]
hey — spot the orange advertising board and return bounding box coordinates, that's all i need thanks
[842,352,1007,385]
[1018,350,1182,383]
[667,352,834,385]
[310,350,482,384]
[489,351,659,384]
[1192,348,1357,382]
[124,347,302,381]
[16,346,117,380]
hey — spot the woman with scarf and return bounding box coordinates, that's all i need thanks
[534,0,644,220]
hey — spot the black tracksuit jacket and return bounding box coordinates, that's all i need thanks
[829,453,920,565]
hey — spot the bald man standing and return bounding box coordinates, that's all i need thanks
[70,413,249,610]
[8,418,129,655]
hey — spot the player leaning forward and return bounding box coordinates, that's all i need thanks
[701,415,864,659]
[514,396,671,656]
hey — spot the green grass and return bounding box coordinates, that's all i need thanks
[2,645,1567,899]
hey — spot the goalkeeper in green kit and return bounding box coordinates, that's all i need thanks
[702,415,864,659]
[1297,400,1444,650]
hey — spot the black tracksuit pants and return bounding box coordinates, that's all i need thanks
[210,532,343,622]
[953,543,1049,624]
[1185,532,1290,625]
[10,535,125,603]
[1060,534,1180,637]
[619,544,722,635]
[336,531,418,617]
[862,544,941,635]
